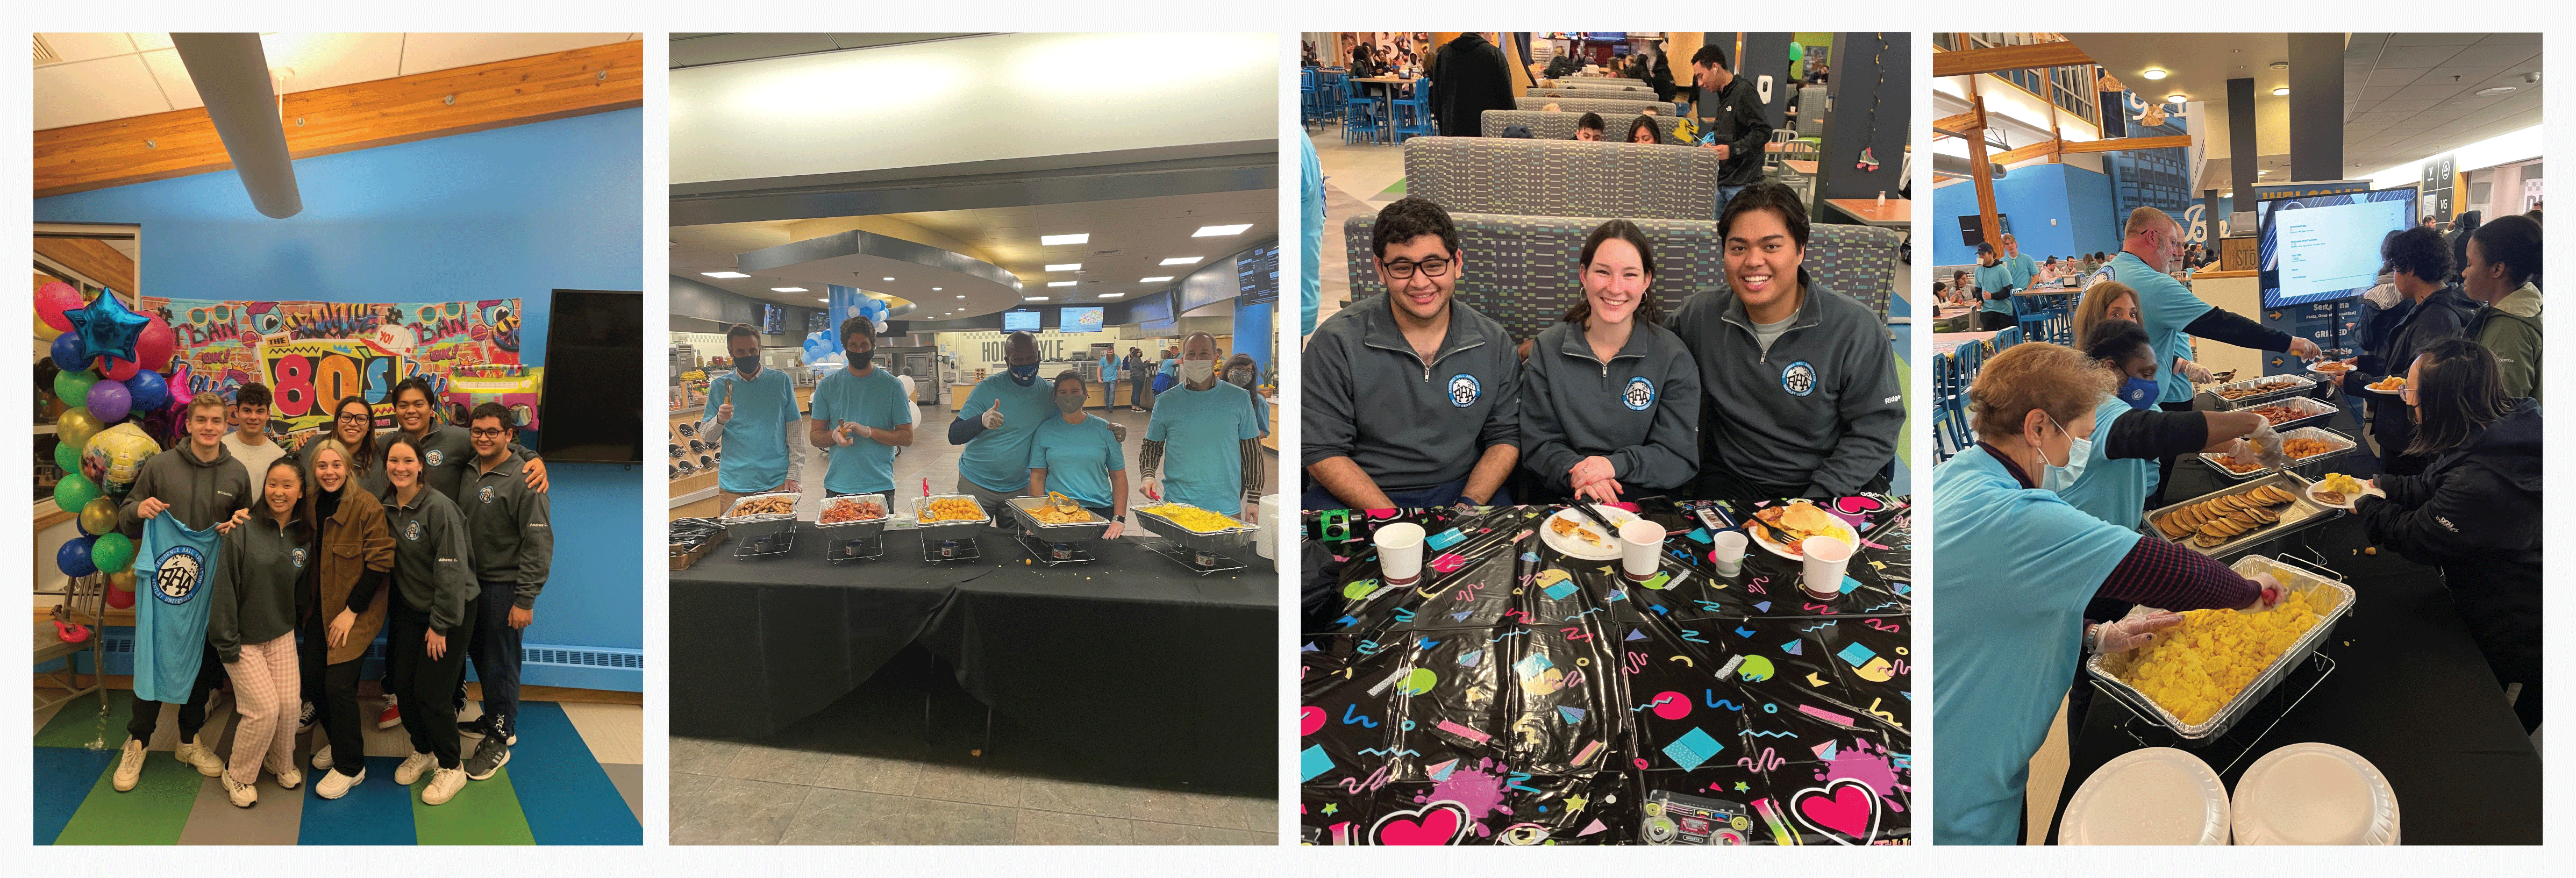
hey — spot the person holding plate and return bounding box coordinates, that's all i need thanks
[2331,226,2477,476]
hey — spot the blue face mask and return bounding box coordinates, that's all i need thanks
[2119,377,2159,410]
[2038,411,2092,492]
[1007,361,1041,384]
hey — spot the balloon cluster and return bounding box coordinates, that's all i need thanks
[39,281,179,601]
[800,296,894,370]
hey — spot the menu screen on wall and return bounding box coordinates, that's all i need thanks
[2258,187,2418,308]
[1236,241,1280,305]
[1002,309,1041,332]
[761,303,784,335]
[1059,306,1104,333]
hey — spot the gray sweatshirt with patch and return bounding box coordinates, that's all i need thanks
[1518,319,1702,492]
[1665,272,1904,497]
[1301,294,1521,494]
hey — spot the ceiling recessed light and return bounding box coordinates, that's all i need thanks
[701,271,748,279]
[1040,233,1090,246]
[1140,276,1174,283]
[1047,281,1077,287]
[2272,87,2289,96]
[1045,263,1082,272]
[957,294,966,298]
[1191,224,1253,237]
[1024,297,1049,302]
[1102,293,1125,298]
[1159,256,1203,266]
[2142,69,2167,80]
[931,287,942,291]
[771,287,809,292]
[882,277,895,282]
[2167,94,2188,103]
[2475,85,2519,96]
[816,298,828,303]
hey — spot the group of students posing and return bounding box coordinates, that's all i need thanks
[116,377,551,808]
[701,318,1267,534]
[1302,181,1902,511]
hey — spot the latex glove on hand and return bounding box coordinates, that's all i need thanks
[2287,337,2323,361]
[1140,478,1162,502]
[2243,573,2286,611]
[2095,612,2185,652]
[980,401,1005,429]
[2179,359,2214,383]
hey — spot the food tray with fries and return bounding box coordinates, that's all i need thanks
[1134,503,1259,552]
[2145,472,2338,558]
[2198,373,2317,410]
[2240,396,2341,432]
[813,494,891,539]
[720,492,802,542]
[1008,495,1114,544]
[2198,427,2358,480]
[909,494,990,540]
[2087,554,2355,741]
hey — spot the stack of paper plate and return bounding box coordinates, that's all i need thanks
[2231,743,2400,845]
[2062,747,2232,845]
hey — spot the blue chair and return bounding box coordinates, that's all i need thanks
[1931,352,1963,462]
[1993,326,2023,351]
[1340,77,1387,145]
[1390,77,1435,142]
[1300,69,1321,127]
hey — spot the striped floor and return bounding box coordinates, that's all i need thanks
[35,689,640,845]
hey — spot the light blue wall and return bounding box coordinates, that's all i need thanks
[1929,162,2121,265]
[36,110,644,691]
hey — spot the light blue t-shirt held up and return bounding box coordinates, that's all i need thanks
[958,372,1060,494]
[809,366,915,495]
[1032,413,1126,510]
[704,367,800,494]
[1145,381,1264,515]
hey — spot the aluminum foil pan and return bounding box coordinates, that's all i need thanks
[814,494,891,539]
[909,493,990,540]
[2199,373,2317,410]
[2239,395,2340,432]
[1008,496,1112,544]
[2144,472,2339,558]
[1135,504,1259,552]
[720,491,801,541]
[2086,554,2354,741]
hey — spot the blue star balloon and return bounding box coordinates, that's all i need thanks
[66,289,150,365]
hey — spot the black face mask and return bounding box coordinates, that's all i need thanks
[734,355,759,376]
[848,351,873,369]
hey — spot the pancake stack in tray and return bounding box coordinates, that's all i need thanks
[2153,484,2298,547]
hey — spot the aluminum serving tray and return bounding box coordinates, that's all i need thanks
[1134,504,1260,552]
[2199,373,2318,410]
[2087,554,2356,741]
[2197,426,2360,481]
[1008,496,1112,544]
[2240,395,2341,433]
[908,494,990,541]
[812,494,891,540]
[719,491,801,542]
[2144,471,2338,558]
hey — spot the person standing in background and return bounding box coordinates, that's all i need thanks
[700,323,802,510]
[1686,44,1771,217]
[220,383,285,480]
[1098,347,1119,410]
[1429,32,1515,138]
[2461,215,2543,401]
[1125,346,1152,412]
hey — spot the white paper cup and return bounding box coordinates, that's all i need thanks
[1375,523,1428,583]
[1709,530,1749,576]
[1801,535,1854,599]
[1618,520,1665,580]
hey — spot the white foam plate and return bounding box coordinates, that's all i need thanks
[1539,506,1638,561]
[2231,743,2400,845]
[2062,747,2232,845]
[2301,480,2382,512]
[1744,501,1860,560]
[2362,381,2406,395]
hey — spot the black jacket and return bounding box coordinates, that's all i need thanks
[2342,284,2477,469]
[1696,74,1773,186]
[2357,401,2540,681]
[1430,33,1516,138]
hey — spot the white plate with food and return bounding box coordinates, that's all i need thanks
[1540,506,1639,561]
[2302,473,2382,511]
[2362,377,2407,395]
[1745,501,1861,560]
[2307,361,2354,379]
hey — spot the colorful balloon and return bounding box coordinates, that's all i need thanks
[51,332,89,372]
[53,471,103,513]
[36,281,83,333]
[66,289,152,365]
[53,439,84,475]
[35,308,66,341]
[94,355,140,382]
[52,368,97,408]
[79,496,120,537]
[125,369,171,412]
[56,406,105,448]
[86,379,133,422]
[105,583,136,610]
[131,316,176,372]
[90,532,135,573]
[84,423,160,494]
[107,568,137,592]
[56,537,97,578]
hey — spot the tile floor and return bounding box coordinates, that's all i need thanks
[34,687,641,845]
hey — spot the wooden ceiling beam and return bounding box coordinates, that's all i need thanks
[1933,41,2094,78]
[2060,134,2194,154]
[35,237,137,294]
[1990,138,2063,166]
[1931,106,1986,139]
[36,40,642,198]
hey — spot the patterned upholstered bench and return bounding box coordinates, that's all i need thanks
[1552,76,1648,87]
[1402,137,1719,221]
[1480,110,1683,142]
[1527,83,1657,98]
[1343,210,1905,341]
[1513,95,1677,117]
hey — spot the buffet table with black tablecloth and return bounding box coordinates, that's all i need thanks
[673,524,1277,775]
[1298,496,1913,846]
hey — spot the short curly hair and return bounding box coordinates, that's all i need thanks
[1370,196,1460,260]
[1718,182,1811,253]
[2380,225,2454,282]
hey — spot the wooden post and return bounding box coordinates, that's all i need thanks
[1967,95,2002,251]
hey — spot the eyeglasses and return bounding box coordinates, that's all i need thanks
[1379,256,1452,280]
[468,427,508,438]
[337,413,370,424]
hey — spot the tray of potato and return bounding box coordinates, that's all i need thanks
[2145,472,2337,558]
[1135,502,1259,551]
[1009,495,1113,543]
[2088,554,2355,740]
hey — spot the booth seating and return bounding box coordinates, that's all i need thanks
[1480,109,1682,142]
[1514,96,1677,117]
[1402,137,1719,222]
[1344,210,1906,340]
[1526,84,1656,98]
[1555,76,1648,87]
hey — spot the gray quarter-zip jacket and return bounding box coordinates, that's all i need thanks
[1302,294,1521,492]
[461,454,552,607]
[380,422,533,505]
[207,512,313,663]
[118,440,253,536]
[1666,270,1904,497]
[382,486,477,634]
[1519,319,1702,492]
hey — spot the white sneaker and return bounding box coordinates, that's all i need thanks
[394,751,439,786]
[421,766,468,805]
[310,744,334,771]
[316,766,366,800]
[272,765,303,790]
[222,773,258,808]
[174,740,224,777]
[113,739,145,791]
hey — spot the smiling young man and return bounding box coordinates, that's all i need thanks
[112,394,255,791]
[219,383,286,480]
[1303,196,1521,510]
[384,376,548,504]
[947,331,1057,528]
[808,316,916,498]
[453,402,551,780]
[700,324,801,511]
[1668,183,1903,502]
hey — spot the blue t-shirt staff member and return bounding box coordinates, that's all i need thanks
[1140,332,1268,519]
[2000,232,2038,292]
[1972,242,2017,332]
[1030,370,1130,538]
[1303,196,1521,511]
[947,331,1057,527]
[700,323,804,510]
[2109,206,2322,507]
[807,317,916,497]
[1932,341,2281,846]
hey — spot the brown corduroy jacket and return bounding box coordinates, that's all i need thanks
[315,486,396,665]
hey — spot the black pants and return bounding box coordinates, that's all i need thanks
[1694,463,1892,504]
[1130,377,1150,408]
[455,582,523,733]
[1979,309,2015,331]
[299,612,367,776]
[128,644,224,746]
[388,597,477,769]
[2146,399,2196,509]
